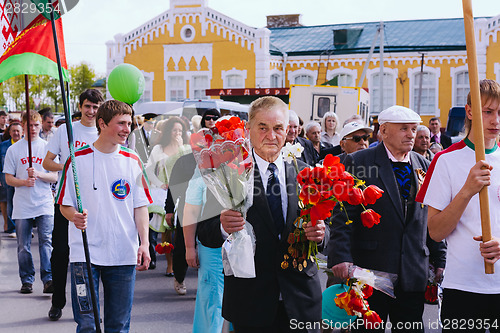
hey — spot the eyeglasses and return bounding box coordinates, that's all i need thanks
[205,116,219,121]
[344,134,370,143]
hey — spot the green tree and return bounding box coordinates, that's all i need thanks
[69,62,96,110]
[0,83,7,110]
[41,75,63,113]
[3,76,25,111]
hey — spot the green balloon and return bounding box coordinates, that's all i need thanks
[107,63,145,105]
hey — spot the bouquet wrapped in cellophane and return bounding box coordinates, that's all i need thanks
[190,116,256,278]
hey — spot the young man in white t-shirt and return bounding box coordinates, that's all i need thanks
[56,100,152,332]
[43,88,103,321]
[4,111,58,294]
[417,79,500,329]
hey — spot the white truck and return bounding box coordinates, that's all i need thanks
[288,85,370,126]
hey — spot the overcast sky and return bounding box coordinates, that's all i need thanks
[62,0,500,76]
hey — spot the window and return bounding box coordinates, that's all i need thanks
[331,73,353,86]
[192,75,208,100]
[226,74,244,88]
[370,72,395,113]
[412,72,436,115]
[168,76,185,101]
[270,74,281,88]
[455,71,469,107]
[294,74,314,85]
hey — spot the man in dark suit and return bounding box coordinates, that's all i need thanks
[429,117,452,149]
[286,110,318,166]
[133,115,161,162]
[216,96,326,332]
[328,106,446,332]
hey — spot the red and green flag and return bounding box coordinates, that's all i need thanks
[0,0,68,84]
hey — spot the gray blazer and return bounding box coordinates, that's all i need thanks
[327,143,441,292]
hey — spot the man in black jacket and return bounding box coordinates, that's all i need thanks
[329,106,446,332]
[429,117,452,149]
[208,97,326,332]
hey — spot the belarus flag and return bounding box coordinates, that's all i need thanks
[0,0,68,83]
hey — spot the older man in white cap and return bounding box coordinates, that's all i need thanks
[328,105,446,332]
[338,121,373,157]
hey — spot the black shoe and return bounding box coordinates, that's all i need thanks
[48,306,62,321]
[165,272,174,277]
[20,283,33,294]
[43,280,54,293]
[149,260,156,270]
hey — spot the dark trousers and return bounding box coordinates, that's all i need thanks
[50,204,69,309]
[149,229,157,264]
[353,287,424,333]
[172,223,187,283]
[441,288,500,332]
[233,301,308,333]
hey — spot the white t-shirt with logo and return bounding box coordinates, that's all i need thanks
[56,145,152,266]
[47,121,98,166]
[3,138,54,219]
[418,140,500,294]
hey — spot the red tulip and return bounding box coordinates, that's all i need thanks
[362,284,373,299]
[360,209,381,228]
[299,185,322,205]
[348,296,365,313]
[297,168,312,187]
[363,185,384,205]
[363,310,382,326]
[341,171,354,187]
[347,187,364,205]
[323,154,340,168]
[425,284,438,303]
[309,199,336,226]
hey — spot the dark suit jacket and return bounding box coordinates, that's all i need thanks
[295,137,317,166]
[327,143,445,292]
[431,133,452,149]
[133,127,161,163]
[204,158,322,327]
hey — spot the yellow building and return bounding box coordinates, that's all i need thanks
[106,0,500,125]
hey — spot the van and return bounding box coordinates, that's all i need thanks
[181,100,249,121]
[134,101,184,116]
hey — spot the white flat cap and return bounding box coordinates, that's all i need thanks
[378,105,422,125]
[339,121,373,140]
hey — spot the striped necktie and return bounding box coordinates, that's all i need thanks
[266,163,284,235]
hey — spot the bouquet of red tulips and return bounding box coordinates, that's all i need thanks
[155,242,174,254]
[190,116,256,278]
[281,145,384,271]
[334,266,396,329]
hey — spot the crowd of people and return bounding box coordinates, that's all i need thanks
[1,79,500,333]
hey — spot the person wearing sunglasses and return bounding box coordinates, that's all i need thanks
[338,121,373,161]
[201,109,221,130]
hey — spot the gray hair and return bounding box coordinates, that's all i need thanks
[343,114,363,127]
[249,96,289,126]
[305,121,321,133]
[289,110,299,124]
[416,125,430,135]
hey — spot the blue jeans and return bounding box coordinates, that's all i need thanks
[5,185,15,233]
[71,262,136,333]
[15,215,53,284]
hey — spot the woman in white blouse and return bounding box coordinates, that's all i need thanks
[320,111,340,146]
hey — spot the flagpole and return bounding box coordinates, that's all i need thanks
[462,0,494,274]
[24,75,32,167]
[46,1,103,329]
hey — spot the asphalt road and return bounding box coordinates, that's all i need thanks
[0,232,442,333]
